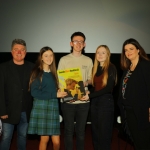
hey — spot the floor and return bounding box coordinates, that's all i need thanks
[8,123,134,150]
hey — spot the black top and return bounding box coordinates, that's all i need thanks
[14,63,26,111]
[118,59,150,129]
[89,64,117,99]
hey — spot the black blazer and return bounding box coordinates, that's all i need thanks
[118,59,150,129]
[0,60,34,124]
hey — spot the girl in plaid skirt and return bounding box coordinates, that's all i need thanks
[28,47,67,150]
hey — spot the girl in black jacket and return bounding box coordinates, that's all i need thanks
[81,45,117,150]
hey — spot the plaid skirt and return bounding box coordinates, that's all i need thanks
[28,98,60,135]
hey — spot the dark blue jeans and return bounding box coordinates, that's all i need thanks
[91,94,114,150]
[0,112,28,150]
[61,102,90,150]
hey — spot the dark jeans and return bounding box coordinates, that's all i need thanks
[91,94,114,150]
[0,112,28,150]
[61,102,90,150]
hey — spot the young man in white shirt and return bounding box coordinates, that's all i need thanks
[58,32,93,150]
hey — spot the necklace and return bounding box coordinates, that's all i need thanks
[130,64,136,71]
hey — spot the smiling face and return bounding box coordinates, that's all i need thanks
[124,44,139,61]
[96,47,108,66]
[70,36,85,53]
[11,44,26,65]
[42,50,54,68]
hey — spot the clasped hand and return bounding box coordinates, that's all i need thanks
[80,91,90,101]
[1,115,8,119]
[57,89,67,98]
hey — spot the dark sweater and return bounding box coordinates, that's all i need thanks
[31,72,57,100]
[89,64,117,99]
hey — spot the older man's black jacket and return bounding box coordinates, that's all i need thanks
[0,60,34,124]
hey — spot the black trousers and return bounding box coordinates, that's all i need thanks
[61,102,90,150]
[91,94,114,150]
[125,106,150,150]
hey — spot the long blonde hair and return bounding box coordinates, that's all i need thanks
[92,45,111,87]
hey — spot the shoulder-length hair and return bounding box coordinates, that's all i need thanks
[92,45,111,87]
[121,38,149,70]
[29,46,59,89]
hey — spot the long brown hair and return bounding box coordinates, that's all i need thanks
[121,38,149,70]
[92,45,116,87]
[29,46,58,89]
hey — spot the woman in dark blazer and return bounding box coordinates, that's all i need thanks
[118,38,150,150]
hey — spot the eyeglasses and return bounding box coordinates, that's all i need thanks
[72,41,84,45]
[12,49,26,52]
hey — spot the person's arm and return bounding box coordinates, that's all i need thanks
[81,75,115,100]
[117,74,126,123]
[31,79,57,99]
[85,59,93,86]
[0,65,8,119]
[141,61,150,122]
[89,73,115,99]
[142,61,150,105]
[149,108,150,122]
[81,66,117,100]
